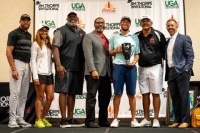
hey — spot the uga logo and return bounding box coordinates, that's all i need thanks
[74,108,86,114]
[71,3,85,10]
[42,20,56,28]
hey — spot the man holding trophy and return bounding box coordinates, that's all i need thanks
[109,16,140,128]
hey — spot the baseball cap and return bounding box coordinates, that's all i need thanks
[120,16,131,23]
[20,14,31,20]
[141,15,152,21]
[38,24,49,30]
[67,11,77,17]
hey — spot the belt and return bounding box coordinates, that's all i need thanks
[142,64,157,68]
[169,67,175,70]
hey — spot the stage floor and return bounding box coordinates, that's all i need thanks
[1,123,200,133]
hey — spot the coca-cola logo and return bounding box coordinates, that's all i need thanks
[102,8,116,13]
[102,1,116,14]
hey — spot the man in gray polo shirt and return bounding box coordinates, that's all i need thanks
[52,12,85,128]
[6,14,32,128]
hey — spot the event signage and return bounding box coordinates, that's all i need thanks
[35,0,185,118]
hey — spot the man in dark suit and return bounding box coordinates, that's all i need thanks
[82,17,112,128]
[165,19,194,128]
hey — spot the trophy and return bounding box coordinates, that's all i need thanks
[122,43,132,65]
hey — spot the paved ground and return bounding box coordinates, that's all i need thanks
[1,123,200,133]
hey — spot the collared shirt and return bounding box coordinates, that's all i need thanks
[7,27,32,62]
[109,31,140,65]
[135,27,166,67]
[52,24,85,71]
[167,32,178,68]
[95,30,108,51]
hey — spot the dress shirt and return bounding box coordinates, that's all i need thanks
[167,32,178,68]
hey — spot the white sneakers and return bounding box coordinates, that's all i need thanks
[140,118,151,127]
[140,118,160,128]
[111,119,140,128]
[110,119,120,127]
[131,119,140,127]
[152,119,160,128]
[16,118,32,128]
[8,118,32,128]
[8,119,19,128]
[111,118,160,128]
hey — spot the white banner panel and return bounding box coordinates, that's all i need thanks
[34,0,185,118]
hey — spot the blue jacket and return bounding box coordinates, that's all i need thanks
[165,33,194,81]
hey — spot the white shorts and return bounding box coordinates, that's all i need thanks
[138,64,163,94]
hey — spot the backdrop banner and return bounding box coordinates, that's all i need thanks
[34,0,185,118]
[0,83,36,124]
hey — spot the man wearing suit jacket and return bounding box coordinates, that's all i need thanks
[165,19,194,128]
[82,17,112,128]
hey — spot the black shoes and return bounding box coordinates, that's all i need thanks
[99,121,110,127]
[60,119,71,128]
[68,118,85,127]
[86,122,100,128]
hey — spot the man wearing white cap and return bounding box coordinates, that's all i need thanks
[52,11,85,128]
[135,15,167,127]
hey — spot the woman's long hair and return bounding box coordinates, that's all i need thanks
[34,29,52,49]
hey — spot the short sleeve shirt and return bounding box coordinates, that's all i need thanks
[109,31,140,65]
[7,27,32,62]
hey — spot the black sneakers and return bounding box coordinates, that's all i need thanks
[68,119,85,127]
[60,119,71,128]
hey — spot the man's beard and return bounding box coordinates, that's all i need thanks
[67,22,77,27]
[21,25,30,30]
[96,27,104,32]
[121,27,129,31]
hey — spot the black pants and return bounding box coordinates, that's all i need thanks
[168,68,191,123]
[85,75,111,125]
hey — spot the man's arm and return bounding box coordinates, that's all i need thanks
[183,35,194,71]
[82,34,99,79]
[52,30,66,78]
[6,46,18,79]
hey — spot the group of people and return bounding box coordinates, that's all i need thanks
[6,12,194,129]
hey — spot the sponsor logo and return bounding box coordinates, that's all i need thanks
[136,109,154,116]
[130,1,152,8]
[73,108,86,115]
[127,0,133,3]
[0,96,9,107]
[162,88,167,98]
[135,19,141,27]
[77,18,86,30]
[102,1,116,14]
[42,20,56,28]
[46,110,60,117]
[75,92,87,99]
[169,15,179,25]
[71,3,85,11]
[150,38,155,42]
[35,1,59,11]
[165,0,179,9]
[105,23,120,30]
